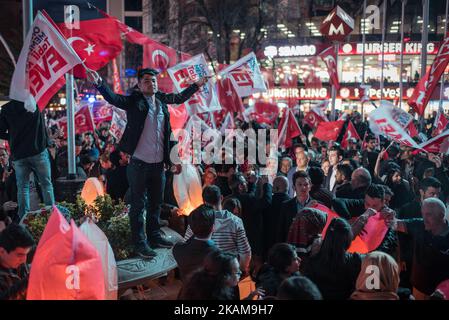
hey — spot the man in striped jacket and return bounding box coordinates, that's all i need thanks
[184,185,251,276]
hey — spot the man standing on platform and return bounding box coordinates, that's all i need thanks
[87,68,207,259]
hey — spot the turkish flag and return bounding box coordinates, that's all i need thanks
[27,206,105,300]
[278,108,303,149]
[303,110,326,129]
[91,100,113,125]
[143,39,178,72]
[253,101,279,124]
[314,120,344,141]
[216,77,244,113]
[341,121,361,148]
[56,17,123,78]
[318,46,340,90]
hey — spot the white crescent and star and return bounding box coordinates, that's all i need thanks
[67,37,95,62]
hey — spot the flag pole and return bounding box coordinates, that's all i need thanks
[380,0,387,100]
[399,0,407,109]
[361,0,367,118]
[439,0,449,111]
[331,43,339,121]
[420,0,430,131]
[65,5,78,180]
[22,0,33,42]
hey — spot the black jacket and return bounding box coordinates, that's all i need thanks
[263,192,291,255]
[0,100,49,161]
[96,81,199,165]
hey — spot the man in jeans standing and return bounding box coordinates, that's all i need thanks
[88,68,207,258]
[0,100,55,220]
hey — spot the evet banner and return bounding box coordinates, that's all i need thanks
[10,11,83,111]
[368,102,420,148]
[167,54,221,115]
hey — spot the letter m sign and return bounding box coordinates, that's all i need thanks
[320,5,354,41]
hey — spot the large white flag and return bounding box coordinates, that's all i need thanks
[167,54,221,115]
[218,52,267,97]
[9,11,83,112]
[368,101,420,148]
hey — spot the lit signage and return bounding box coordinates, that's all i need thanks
[264,45,317,58]
[340,42,439,55]
[254,87,329,100]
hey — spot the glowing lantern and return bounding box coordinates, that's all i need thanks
[173,164,203,215]
[81,177,105,206]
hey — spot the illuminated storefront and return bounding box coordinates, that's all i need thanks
[261,41,448,117]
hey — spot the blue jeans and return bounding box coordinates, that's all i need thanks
[127,158,165,248]
[13,149,55,218]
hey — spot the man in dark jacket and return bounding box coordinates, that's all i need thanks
[0,100,55,219]
[88,68,207,258]
[263,176,291,257]
[0,224,35,300]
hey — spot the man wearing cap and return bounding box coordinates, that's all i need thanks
[87,68,207,258]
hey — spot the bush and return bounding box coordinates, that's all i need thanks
[104,214,132,260]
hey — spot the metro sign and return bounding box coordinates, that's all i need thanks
[320,5,354,42]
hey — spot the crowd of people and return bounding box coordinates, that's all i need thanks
[0,67,449,300]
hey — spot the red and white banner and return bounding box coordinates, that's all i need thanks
[112,58,123,94]
[408,36,449,115]
[57,105,95,138]
[90,101,113,125]
[368,102,420,148]
[9,11,83,111]
[318,46,340,90]
[27,206,105,300]
[418,130,449,154]
[341,121,361,148]
[218,52,267,98]
[303,101,329,129]
[434,106,449,136]
[110,107,127,142]
[278,108,302,149]
[168,54,221,115]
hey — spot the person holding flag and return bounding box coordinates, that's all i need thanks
[86,68,208,259]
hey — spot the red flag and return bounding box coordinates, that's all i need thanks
[56,17,123,78]
[408,36,449,115]
[112,58,123,94]
[434,106,449,136]
[27,206,105,300]
[57,105,95,138]
[220,112,236,135]
[318,46,340,90]
[253,101,279,124]
[303,105,328,129]
[314,120,344,141]
[143,40,178,72]
[341,121,361,148]
[278,108,303,149]
[216,77,244,113]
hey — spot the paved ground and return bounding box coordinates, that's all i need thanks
[120,271,182,300]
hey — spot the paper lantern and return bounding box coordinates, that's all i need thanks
[27,206,105,300]
[173,164,203,215]
[80,219,118,300]
[81,177,105,206]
